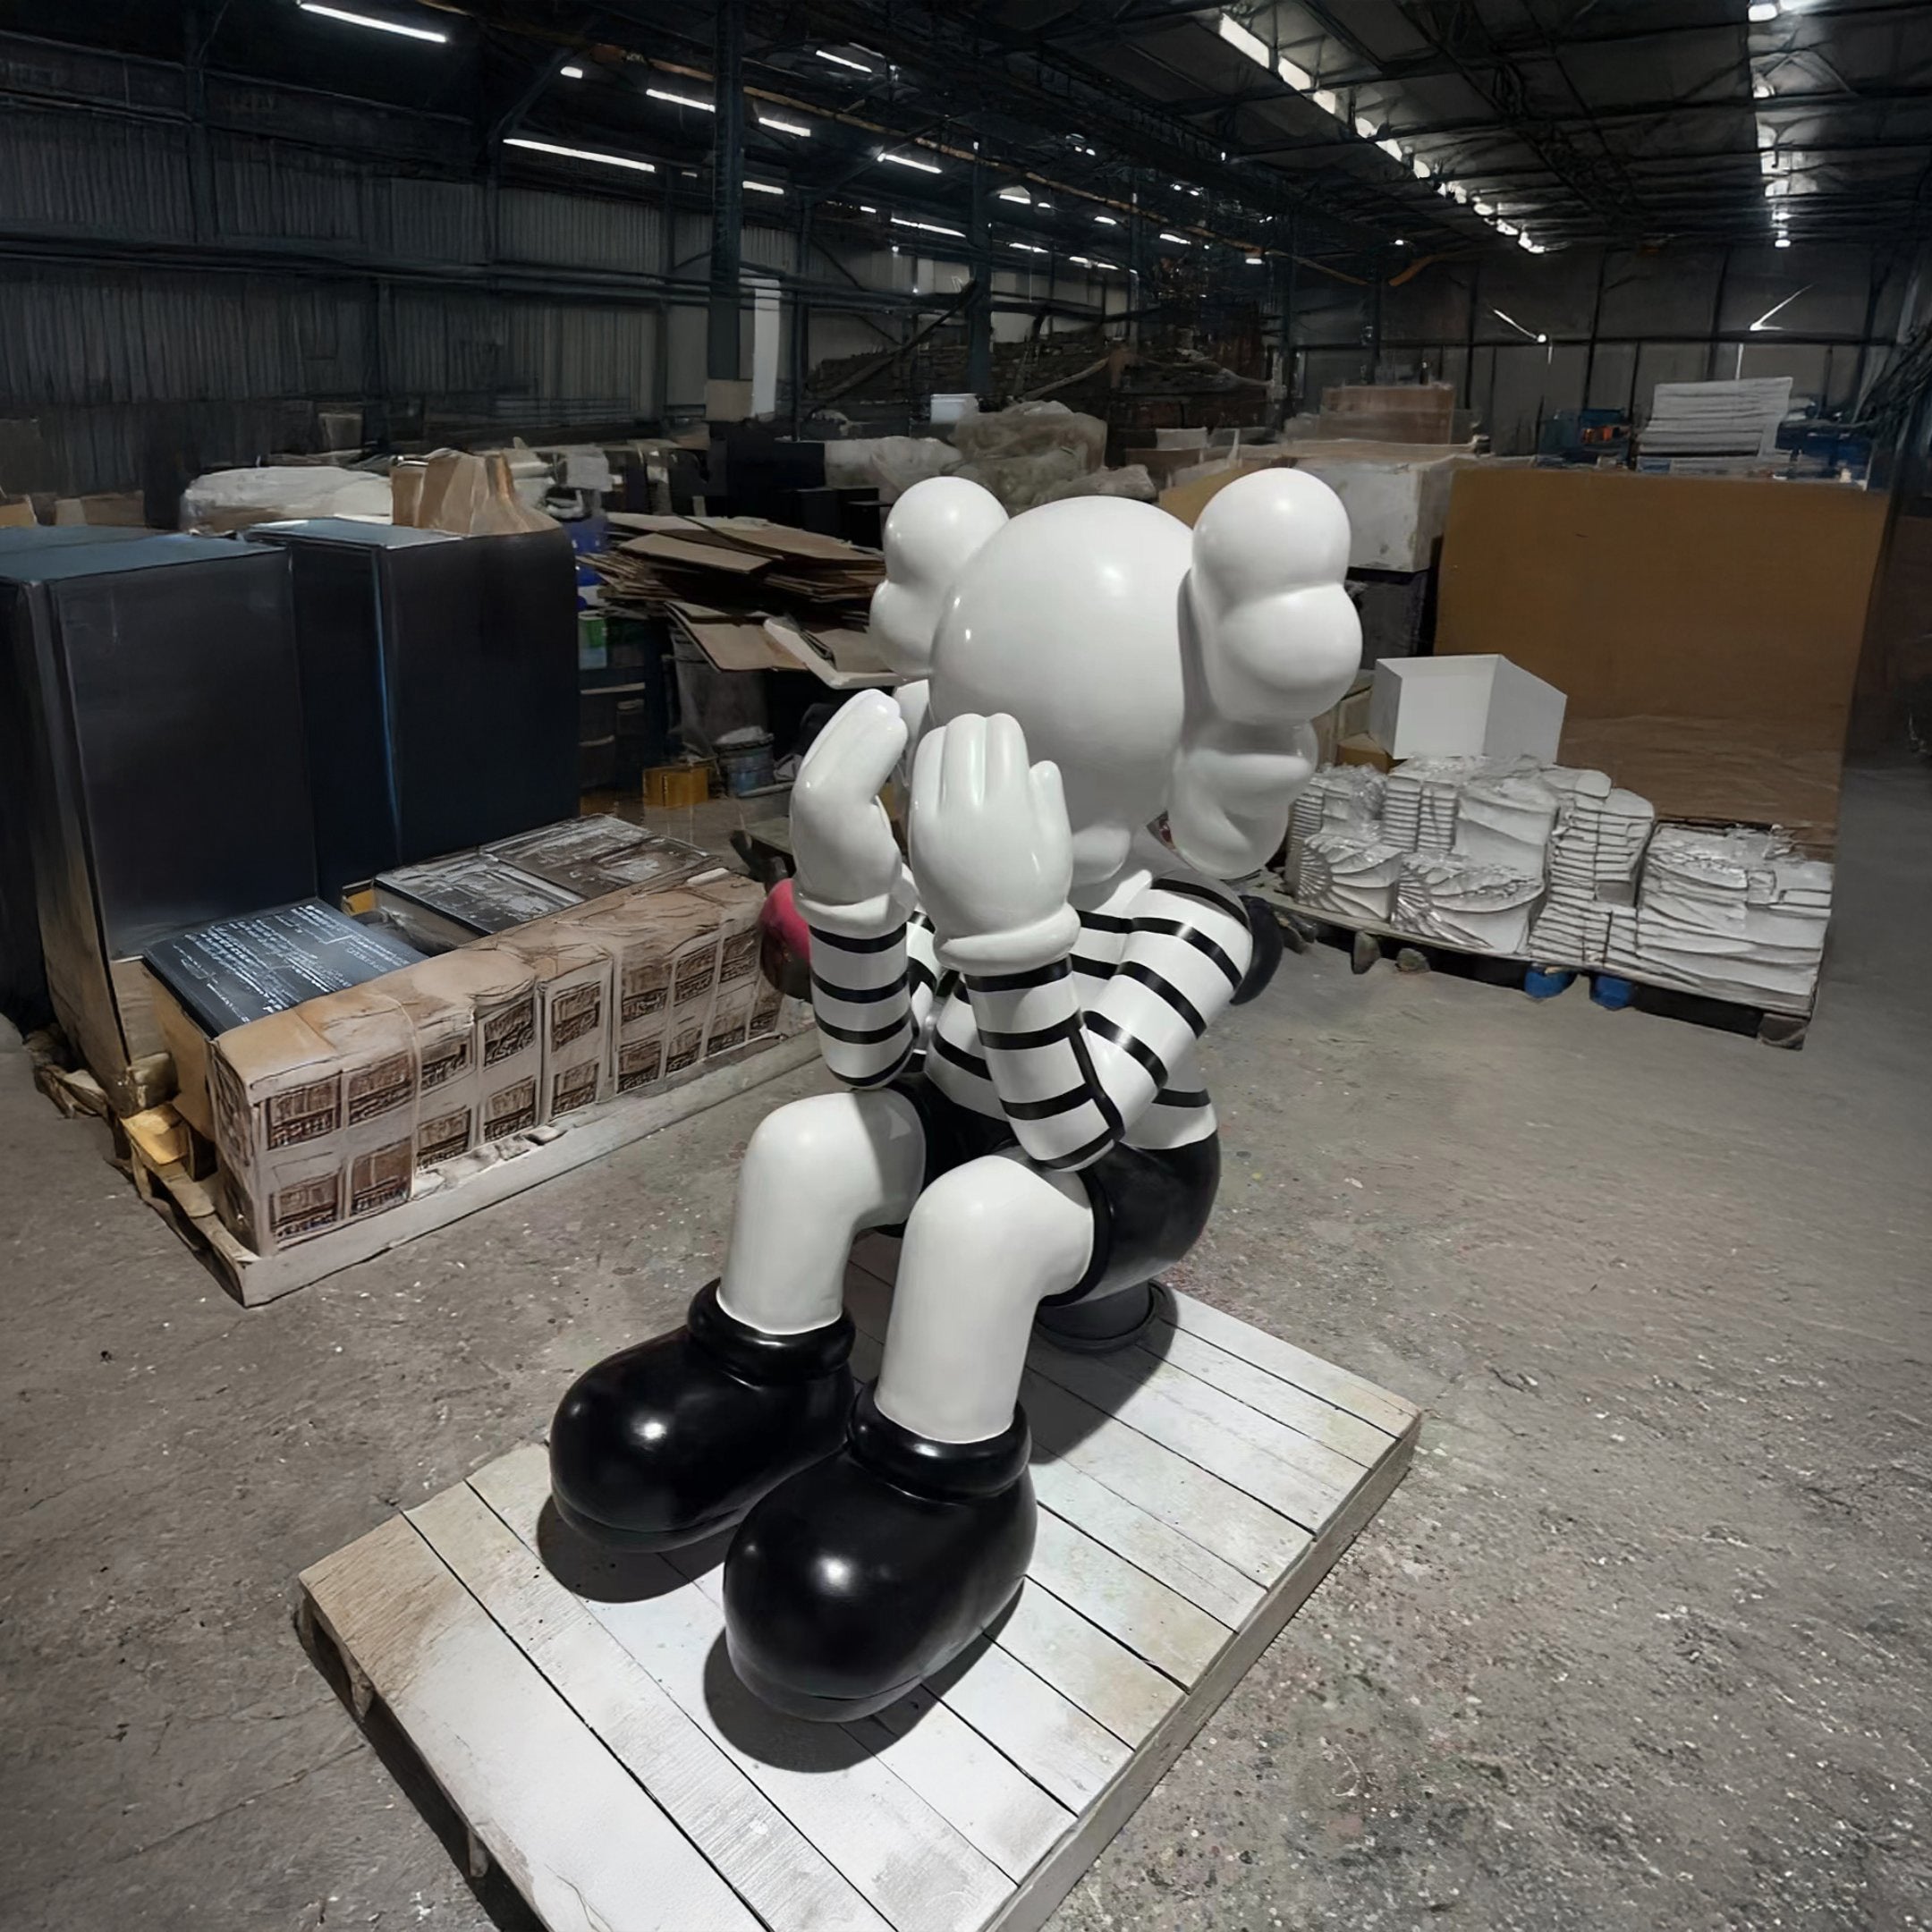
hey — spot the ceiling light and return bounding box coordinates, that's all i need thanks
[1473,199,1496,216]
[1748,1,1778,19]
[1093,259,1118,271]
[817,48,873,72]
[1094,214,1118,225]
[1496,219,1519,235]
[1216,13,1271,66]
[877,149,941,174]
[1517,232,1536,250]
[647,87,713,111]
[743,180,784,195]
[1411,155,1430,181]
[997,186,1031,203]
[1010,242,1047,254]
[1158,231,1190,244]
[296,3,446,40]
[1753,77,1773,97]
[1244,254,1265,266]
[504,136,654,174]
[1393,236,1407,247]
[891,215,962,237]
[1449,182,1470,203]
[1069,254,1092,267]
[1775,235,1792,248]
[1277,55,1311,89]
[859,204,877,213]
[559,64,585,80]
[1036,199,1054,209]
[758,115,810,136]
[1311,89,1340,117]
[1354,114,1379,141]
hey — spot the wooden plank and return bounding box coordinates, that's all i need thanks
[1140,1319,1394,1469]
[407,1479,892,1932]
[301,1517,764,1932]
[471,1447,1014,1932]
[1029,1341,1361,1519]
[665,1539,1072,1880]
[844,1280,1311,1585]
[985,1411,1421,1932]
[1027,1511,1229,1685]
[1165,1289,1419,1439]
[995,1581,1181,1744]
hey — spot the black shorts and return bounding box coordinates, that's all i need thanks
[890,1074,1221,1305]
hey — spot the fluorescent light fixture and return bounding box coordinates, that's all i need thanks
[1094,214,1118,225]
[647,87,714,110]
[1496,219,1519,235]
[1217,14,1271,66]
[877,149,941,174]
[504,136,654,174]
[1518,232,1536,250]
[744,180,784,195]
[1069,254,1092,267]
[1473,199,1496,216]
[1775,235,1792,248]
[891,215,962,237]
[1393,236,1407,247]
[1010,242,1047,254]
[1158,231,1190,244]
[1377,137,1403,161]
[859,204,877,213]
[297,3,446,40]
[1354,114,1379,140]
[997,186,1032,202]
[1093,259,1118,271]
[758,115,810,136]
[1748,1,1778,18]
[1311,88,1340,117]
[560,64,585,79]
[1243,254,1265,266]
[1277,55,1311,89]
[817,48,873,72]
[1411,155,1430,180]
[1036,199,1054,209]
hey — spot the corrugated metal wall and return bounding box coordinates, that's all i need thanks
[0,79,754,496]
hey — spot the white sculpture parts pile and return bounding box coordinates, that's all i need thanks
[1286,758,1834,1012]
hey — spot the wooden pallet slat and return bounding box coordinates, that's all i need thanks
[301,1262,1419,1932]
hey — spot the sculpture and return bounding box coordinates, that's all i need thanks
[550,468,1361,1719]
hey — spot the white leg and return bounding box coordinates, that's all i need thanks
[717,1088,927,1335]
[875,1152,1094,1445]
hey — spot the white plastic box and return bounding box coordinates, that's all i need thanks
[1369,654,1566,762]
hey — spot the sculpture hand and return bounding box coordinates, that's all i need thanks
[910,714,1075,963]
[789,690,910,915]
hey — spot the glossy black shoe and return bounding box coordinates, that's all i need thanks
[723,1385,1037,1720]
[548,1281,855,1554]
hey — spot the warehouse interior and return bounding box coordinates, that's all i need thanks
[3,3,1930,1929]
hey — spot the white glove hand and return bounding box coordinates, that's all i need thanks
[910,714,1078,970]
[790,690,909,919]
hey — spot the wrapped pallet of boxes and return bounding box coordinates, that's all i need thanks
[382,947,543,1164]
[208,987,418,1254]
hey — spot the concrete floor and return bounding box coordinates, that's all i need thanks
[3,763,1928,1932]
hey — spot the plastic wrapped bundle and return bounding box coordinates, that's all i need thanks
[1298,830,1405,924]
[1394,856,1545,955]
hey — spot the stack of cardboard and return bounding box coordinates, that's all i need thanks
[209,873,776,1255]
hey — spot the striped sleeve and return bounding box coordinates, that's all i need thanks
[962,874,1252,1172]
[808,909,940,1089]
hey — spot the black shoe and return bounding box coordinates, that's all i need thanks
[723,1385,1037,1720]
[548,1281,854,1554]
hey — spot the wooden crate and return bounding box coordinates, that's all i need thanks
[300,1246,1419,1932]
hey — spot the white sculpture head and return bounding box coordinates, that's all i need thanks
[882,468,1360,886]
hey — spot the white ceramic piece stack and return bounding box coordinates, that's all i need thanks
[1297,828,1406,924]
[1527,770,1655,965]
[1394,858,1545,953]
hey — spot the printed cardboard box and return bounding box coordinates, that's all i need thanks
[571,886,730,1095]
[471,920,614,1123]
[380,946,541,1165]
[209,986,418,1253]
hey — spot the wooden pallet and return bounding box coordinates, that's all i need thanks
[299,1248,1418,1932]
[1257,886,1815,1045]
[129,1030,820,1307]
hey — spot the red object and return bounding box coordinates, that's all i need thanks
[759,878,813,998]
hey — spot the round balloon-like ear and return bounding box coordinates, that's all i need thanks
[1167,468,1362,878]
[869,477,1008,680]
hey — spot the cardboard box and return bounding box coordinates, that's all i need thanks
[1436,468,1891,852]
[373,852,582,950]
[1370,655,1565,762]
[379,946,542,1165]
[209,987,418,1253]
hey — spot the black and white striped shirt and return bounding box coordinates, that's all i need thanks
[808,859,1251,1171]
